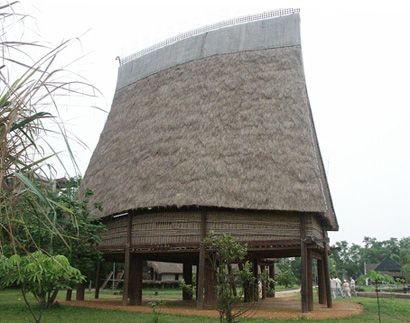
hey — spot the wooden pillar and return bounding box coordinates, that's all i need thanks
[76,283,85,301]
[228,264,237,297]
[66,289,72,301]
[129,254,143,305]
[261,265,267,299]
[122,213,133,305]
[268,264,276,297]
[300,215,309,313]
[183,262,193,300]
[195,265,199,300]
[196,211,207,309]
[323,244,332,308]
[321,224,332,308]
[307,249,314,311]
[239,262,250,302]
[252,259,259,302]
[95,261,101,299]
[204,257,217,307]
[317,258,326,304]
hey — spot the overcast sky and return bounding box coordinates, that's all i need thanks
[22,0,410,245]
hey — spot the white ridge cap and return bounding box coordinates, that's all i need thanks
[120,8,300,65]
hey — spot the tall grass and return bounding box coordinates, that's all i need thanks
[0,1,98,254]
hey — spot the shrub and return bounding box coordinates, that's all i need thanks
[0,251,84,322]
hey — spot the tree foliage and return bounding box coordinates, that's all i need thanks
[276,259,297,288]
[329,237,410,281]
[0,251,84,322]
[204,233,254,323]
[0,1,97,255]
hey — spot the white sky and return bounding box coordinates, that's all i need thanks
[21,0,410,244]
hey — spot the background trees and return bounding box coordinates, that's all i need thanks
[329,236,410,281]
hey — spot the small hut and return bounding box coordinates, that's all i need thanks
[82,9,338,312]
[367,257,402,280]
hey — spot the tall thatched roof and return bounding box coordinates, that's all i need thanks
[82,10,338,230]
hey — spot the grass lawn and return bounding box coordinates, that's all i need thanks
[0,288,409,322]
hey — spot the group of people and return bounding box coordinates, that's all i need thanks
[330,277,356,298]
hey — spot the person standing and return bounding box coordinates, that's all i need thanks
[343,279,351,298]
[335,277,343,297]
[330,277,337,299]
[350,277,356,296]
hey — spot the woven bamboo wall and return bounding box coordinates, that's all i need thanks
[99,216,128,248]
[207,211,300,242]
[131,212,201,245]
[305,214,324,241]
[99,211,325,249]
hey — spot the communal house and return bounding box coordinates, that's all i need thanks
[82,9,338,312]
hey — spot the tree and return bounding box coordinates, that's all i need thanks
[0,251,84,322]
[204,233,255,323]
[0,3,100,321]
[276,259,297,288]
[0,1,97,254]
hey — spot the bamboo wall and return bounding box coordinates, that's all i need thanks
[99,211,324,250]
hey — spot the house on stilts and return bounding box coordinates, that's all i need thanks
[81,8,338,312]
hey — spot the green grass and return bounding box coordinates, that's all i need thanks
[1,289,409,322]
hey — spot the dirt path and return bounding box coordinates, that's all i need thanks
[62,296,363,321]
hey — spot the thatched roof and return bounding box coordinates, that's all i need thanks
[147,261,183,275]
[82,11,338,230]
[375,257,401,272]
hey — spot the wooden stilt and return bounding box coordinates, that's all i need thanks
[183,262,193,300]
[66,289,72,301]
[195,265,199,300]
[76,284,85,301]
[261,265,267,299]
[204,257,216,307]
[307,249,314,311]
[122,213,133,305]
[268,263,276,297]
[317,258,326,304]
[129,254,143,305]
[321,224,332,308]
[196,211,207,309]
[95,261,101,299]
[239,262,250,302]
[228,264,237,297]
[252,259,259,302]
[323,244,332,308]
[300,216,309,313]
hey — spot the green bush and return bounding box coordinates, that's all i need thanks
[0,251,84,309]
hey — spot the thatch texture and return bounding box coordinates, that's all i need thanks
[82,44,337,230]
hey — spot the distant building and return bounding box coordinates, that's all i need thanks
[146,261,184,281]
[366,257,402,279]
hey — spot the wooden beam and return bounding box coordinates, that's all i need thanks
[94,261,101,299]
[204,257,217,307]
[307,249,314,311]
[252,259,259,302]
[300,215,309,313]
[66,289,72,301]
[261,265,267,299]
[321,223,332,308]
[239,262,250,302]
[196,211,207,309]
[129,254,143,305]
[268,264,275,297]
[323,243,332,308]
[183,262,193,300]
[76,283,85,301]
[122,213,133,305]
[317,258,326,304]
